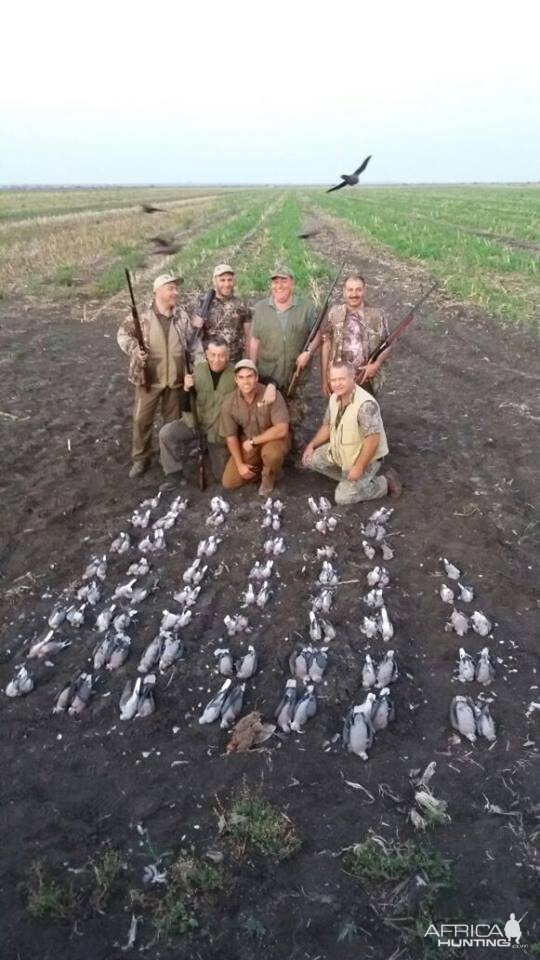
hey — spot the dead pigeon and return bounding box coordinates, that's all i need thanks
[342,705,374,759]
[199,679,232,724]
[457,647,475,682]
[275,679,298,733]
[449,695,477,742]
[475,647,496,685]
[235,645,258,680]
[375,649,398,687]
[475,702,496,741]
[471,611,492,637]
[291,684,318,732]
[442,557,461,580]
[6,665,34,697]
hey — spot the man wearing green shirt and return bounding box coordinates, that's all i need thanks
[249,266,319,402]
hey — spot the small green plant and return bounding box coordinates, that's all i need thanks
[154,891,198,939]
[224,787,301,861]
[54,264,76,287]
[92,849,124,906]
[343,836,450,886]
[93,244,146,297]
[239,912,267,942]
[170,856,223,894]
[336,918,359,943]
[26,862,77,920]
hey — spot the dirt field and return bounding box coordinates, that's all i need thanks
[0,211,539,959]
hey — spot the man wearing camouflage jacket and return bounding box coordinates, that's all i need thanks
[321,274,390,397]
[192,263,252,361]
[117,273,202,478]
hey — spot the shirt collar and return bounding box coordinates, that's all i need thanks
[268,295,298,310]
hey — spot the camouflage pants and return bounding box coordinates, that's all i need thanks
[306,444,387,505]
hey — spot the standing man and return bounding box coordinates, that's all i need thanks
[192,264,252,361]
[320,274,390,397]
[249,266,318,399]
[117,273,202,478]
[220,360,290,496]
[302,361,401,504]
[159,337,236,489]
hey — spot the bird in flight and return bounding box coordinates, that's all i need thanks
[140,203,166,214]
[326,155,372,194]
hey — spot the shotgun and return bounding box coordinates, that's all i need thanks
[125,268,150,391]
[367,282,438,363]
[287,261,345,398]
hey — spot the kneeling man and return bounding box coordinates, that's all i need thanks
[220,359,290,496]
[302,361,401,504]
[159,337,235,489]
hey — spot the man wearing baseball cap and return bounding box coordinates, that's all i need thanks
[249,266,318,400]
[219,358,290,496]
[117,273,203,477]
[191,263,252,361]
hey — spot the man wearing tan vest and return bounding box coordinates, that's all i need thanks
[302,361,401,504]
[117,274,202,478]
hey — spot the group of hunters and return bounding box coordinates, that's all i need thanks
[117,264,403,504]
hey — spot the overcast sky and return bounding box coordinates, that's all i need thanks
[2,0,538,185]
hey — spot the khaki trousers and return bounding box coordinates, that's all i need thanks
[307,443,387,504]
[132,386,182,464]
[159,418,229,482]
[222,438,290,490]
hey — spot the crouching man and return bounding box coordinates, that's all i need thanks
[220,359,290,496]
[301,361,402,504]
[159,337,236,489]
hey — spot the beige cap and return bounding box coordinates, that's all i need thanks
[153,273,182,292]
[213,263,234,279]
[234,358,258,374]
[271,265,294,279]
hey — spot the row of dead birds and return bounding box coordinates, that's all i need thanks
[358,506,396,643]
[438,558,497,743]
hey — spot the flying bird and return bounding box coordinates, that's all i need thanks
[326,155,372,193]
[141,203,166,214]
[147,235,184,256]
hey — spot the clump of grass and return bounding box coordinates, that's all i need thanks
[343,836,450,885]
[26,861,77,920]
[223,786,301,861]
[239,912,267,942]
[54,263,76,287]
[92,849,125,906]
[336,918,360,943]
[154,891,198,939]
[93,244,147,297]
[170,855,223,894]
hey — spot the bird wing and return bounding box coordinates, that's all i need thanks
[353,155,372,177]
[325,181,347,194]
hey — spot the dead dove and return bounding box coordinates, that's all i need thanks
[140,491,162,511]
[381,542,395,561]
[475,702,496,741]
[367,566,390,588]
[199,679,232,724]
[256,581,271,608]
[93,633,116,670]
[343,705,374,760]
[362,654,377,689]
[475,647,496,685]
[242,583,256,606]
[442,558,461,580]
[308,647,328,683]
[362,540,376,560]
[458,582,474,603]
[68,673,94,716]
[214,648,234,677]
[173,585,201,607]
[379,606,394,642]
[83,555,108,581]
[48,605,67,629]
[127,557,150,578]
[361,616,379,639]
[220,683,245,728]
[446,608,469,637]
[77,581,98,603]
[457,647,475,682]
[226,711,275,752]
[138,635,164,674]
[6,665,34,697]
[113,609,137,633]
[321,618,336,641]
[318,496,332,513]
[275,679,298,733]
[319,561,338,586]
[291,684,318,732]
[471,611,491,637]
[119,677,143,720]
[96,604,116,633]
[364,588,384,609]
[316,546,335,559]
[376,649,398,687]
[289,647,312,680]
[223,614,249,636]
[160,610,183,633]
[158,634,183,671]
[131,507,151,529]
[235,645,258,680]
[312,589,333,614]
[440,584,455,605]
[135,674,156,717]
[111,532,130,554]
[106,635,131,670]
[139,529,165,553]
[449,695,477,742]
[309,611,323,642]
[370,687,395,731]
[66,603,86,627]
[28,632,71,660]
[307,496,320,515]
[368,506,394,525]
[113,579,138,602]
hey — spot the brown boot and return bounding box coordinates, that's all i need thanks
[384,467,402,499]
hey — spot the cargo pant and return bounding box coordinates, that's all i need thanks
[306,443,387,504]
[159,418,229,482]
[132,386,182,464]
[222,438,290,490]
